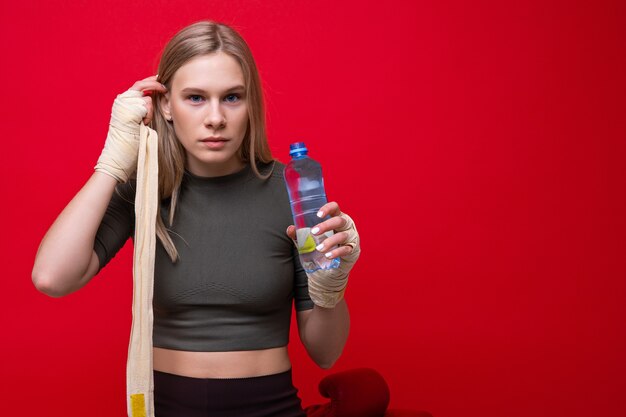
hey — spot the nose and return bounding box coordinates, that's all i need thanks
[203,99,226,129]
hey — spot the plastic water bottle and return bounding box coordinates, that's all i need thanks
[284,142,340,273]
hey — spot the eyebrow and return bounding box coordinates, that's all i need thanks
[180,85,245,94]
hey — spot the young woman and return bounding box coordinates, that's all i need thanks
[32,20,360,417]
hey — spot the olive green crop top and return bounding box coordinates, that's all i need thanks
[93,160,314,352]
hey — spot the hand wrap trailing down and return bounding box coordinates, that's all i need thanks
[93,88,159,416]
[94,89,148,183]
[307,213,361,309]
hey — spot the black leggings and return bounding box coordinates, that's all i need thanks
[154,368,307,417]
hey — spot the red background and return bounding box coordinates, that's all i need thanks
[2,1,625,416]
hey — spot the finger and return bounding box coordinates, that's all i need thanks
[140,96,154,125]
[130,79,163,91]
[142,97,153,111]
[142,82,168,96]
[316,201,341,219]
[314,231,349,252]
[310,215,346,236]
[130,79,168,95]
[285,225,296,241]
[321,245,353,261]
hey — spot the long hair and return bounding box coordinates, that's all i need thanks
[150,20,274,262]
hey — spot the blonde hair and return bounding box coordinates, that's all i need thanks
[150,20,274,262]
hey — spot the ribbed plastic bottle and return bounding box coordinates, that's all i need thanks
[284,142,340,273]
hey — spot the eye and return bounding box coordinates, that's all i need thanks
[224,93,241,103]
[188,94,204,103]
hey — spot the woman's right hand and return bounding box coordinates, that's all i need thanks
[131,75,168,125]
[94,75,168,183]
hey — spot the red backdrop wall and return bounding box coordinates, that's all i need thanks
[2,1,625,416]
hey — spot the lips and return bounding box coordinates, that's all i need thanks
[200,137,227,142]
[200,137,228,149]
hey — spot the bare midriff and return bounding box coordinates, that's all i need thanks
[153,346,292,378]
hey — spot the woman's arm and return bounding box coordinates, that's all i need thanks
[31,171,118,297]
[296,299,350,369]
[289,201,360,369]
[32,77,164,298]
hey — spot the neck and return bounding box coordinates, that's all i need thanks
[185,158,247,178]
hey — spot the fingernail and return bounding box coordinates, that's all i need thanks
[317,210,324,218]
[316,243,324,251]
[311,227,320,235]
[161,83,167,89]
[325,252,333,258]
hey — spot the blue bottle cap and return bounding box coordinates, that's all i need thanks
[289,142,308,157]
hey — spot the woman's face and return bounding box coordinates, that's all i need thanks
[161,52,249,177]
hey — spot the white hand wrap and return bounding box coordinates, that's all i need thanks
[95,89,159,416]
[94,89,148,183]
[307,213,361,308]
[126,119,158,417]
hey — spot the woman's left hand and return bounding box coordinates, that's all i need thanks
[286,202,361,308]
[286,201,361,264]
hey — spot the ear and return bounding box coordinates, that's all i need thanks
[160,92,172,121]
